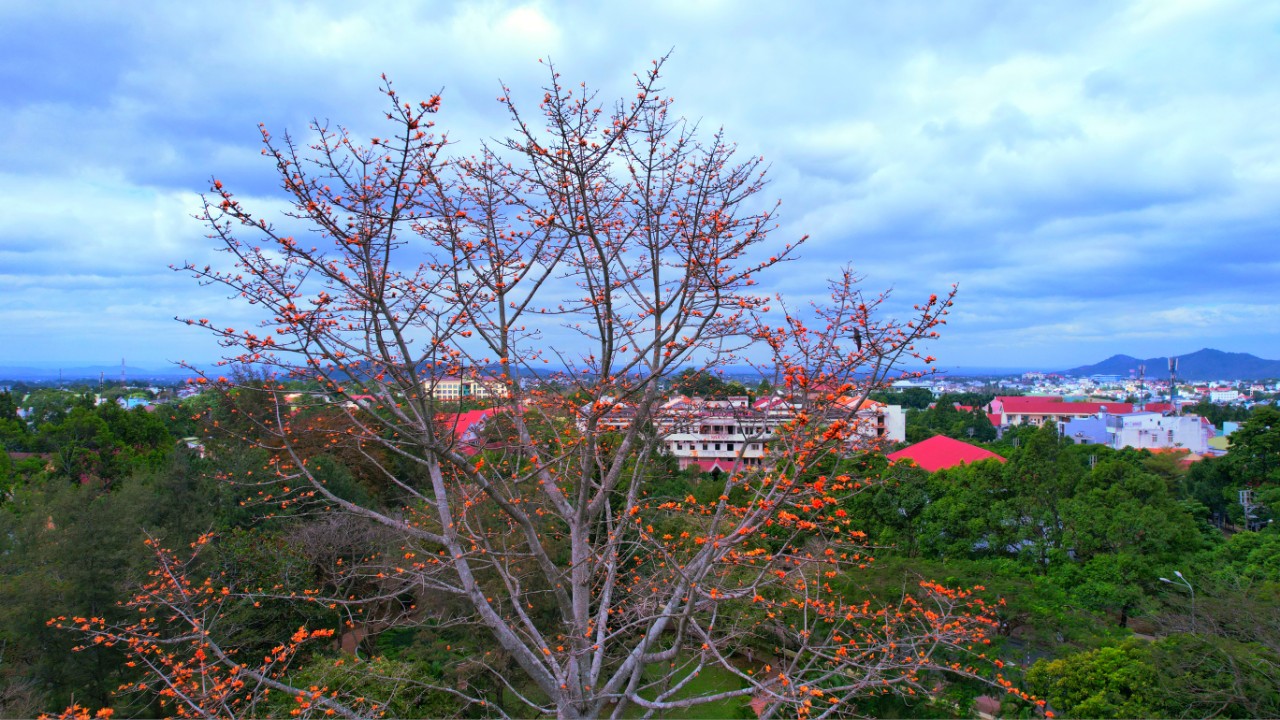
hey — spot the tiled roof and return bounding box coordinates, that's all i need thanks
[887,435,1005,473]
[752,396,792,411]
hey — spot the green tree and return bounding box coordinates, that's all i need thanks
[871,387,934,410]
[1027,641,1161,719]
[1030,634,1280,719]
[997,423,1081,569]
[0,448,11,492]
[1184,399,1252,429]
[0,482,152,712]
[1225,405,1280,485]
[1182,456,1236,522]
[1063,459,1200,561]
[916,460,1006,560]
[671,368,731,398]
[0,391,28,453]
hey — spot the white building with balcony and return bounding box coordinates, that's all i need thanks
[1104,411,1212,454]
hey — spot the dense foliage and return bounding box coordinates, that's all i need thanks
[3,384,1277,718]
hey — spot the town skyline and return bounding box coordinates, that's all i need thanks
[5,345,1280,383]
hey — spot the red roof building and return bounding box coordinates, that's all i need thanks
[440,408,498,455]
[887,435,1006,473]
[987,396,1134,427]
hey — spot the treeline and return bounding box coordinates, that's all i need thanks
[2,386,619,717]
[0,389,402,716]
[870,389,1001,443]
[842,407,1280,717]
[1,390,214,715]
[2,388,1279,718]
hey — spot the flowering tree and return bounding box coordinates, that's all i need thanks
[56,59,1030,719]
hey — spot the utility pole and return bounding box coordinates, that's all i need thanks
[1136,364,1145,411]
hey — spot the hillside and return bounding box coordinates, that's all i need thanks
[1064,348,1280,381]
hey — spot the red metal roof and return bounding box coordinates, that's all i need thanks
[887,435,1005,473]
[689,458,739,473]
[994,396,1132,416]
[440,408,497,455]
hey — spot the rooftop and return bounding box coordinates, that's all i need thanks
[888,435,1006,473]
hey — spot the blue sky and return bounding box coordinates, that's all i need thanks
[2,0,1279,370]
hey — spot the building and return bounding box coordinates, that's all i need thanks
[1059,413,1111,446]
[576,396,638,433]
[1209,388,1240,403]
[834,396,906,447]
[887,435,1005,473]
[1060,409,1213,454]
[1106,412,1212,454]
[987,396,1134,428]
[427,373,510,401]
[660,397,774,473]
[656,393,906,473]
[440,408,499,455]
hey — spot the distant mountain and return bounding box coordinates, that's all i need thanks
[0,364,196,383]
[1064,348,1280,381]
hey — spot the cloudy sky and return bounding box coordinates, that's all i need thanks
[2,0,1278,371]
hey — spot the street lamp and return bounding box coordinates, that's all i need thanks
[1159,570,1195,634]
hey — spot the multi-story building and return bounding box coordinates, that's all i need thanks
[834,396,906,448]
[659,397,774,473]
[1106,411,1212,453]
[427,373,510,401]
[1209,388,1240,403]
[657,394,905,473]
[1060,409,1212,453]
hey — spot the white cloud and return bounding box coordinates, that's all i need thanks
[2,0,1280,367]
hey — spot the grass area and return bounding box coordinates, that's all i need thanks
[623,658,752,719]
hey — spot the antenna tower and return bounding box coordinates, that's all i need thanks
[1137,364,1145,411]
[1167,357,1179,415]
